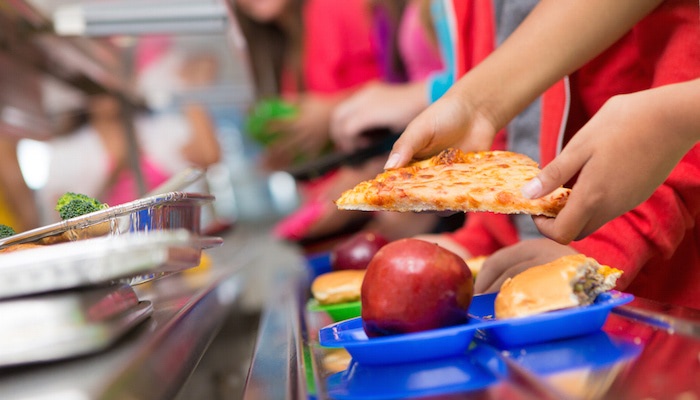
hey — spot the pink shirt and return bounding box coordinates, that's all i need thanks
[398,1,443,81]
[283,0,381,95]
[103,156,169,206]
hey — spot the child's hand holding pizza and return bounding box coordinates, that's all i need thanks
[524,80,700,244]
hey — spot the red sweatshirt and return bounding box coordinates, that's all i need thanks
[281,0,381,95]
[449,0,700,309]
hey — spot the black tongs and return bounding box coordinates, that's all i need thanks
[287,128,398,181]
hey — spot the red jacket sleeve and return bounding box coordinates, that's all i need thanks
[562,1,700,308]
[447,212,519,257]
[570,147,700,299]
[302,0,381,93]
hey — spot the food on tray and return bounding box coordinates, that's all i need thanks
[335,148,570,217]
[311,270,366,306]
[0,224,44,253]
[0,225,44,253]
[39,192,111,245]
[330,231,389,271]
[0,224,15,239]
[466,255,487,277]
[361,238,473,337]
[495,254,623,319]
[0,242,44,253]
[55,192,109,220]
[321,348,352,373]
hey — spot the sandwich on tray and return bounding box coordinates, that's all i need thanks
[495,254,622,319]
[311,269,366,306]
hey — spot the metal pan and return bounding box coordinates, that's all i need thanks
[0,283,152,367]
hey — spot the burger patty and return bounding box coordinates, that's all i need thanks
[573,264,616,305]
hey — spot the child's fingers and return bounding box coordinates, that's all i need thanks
[522,143,589,199]
[531,191,597,244]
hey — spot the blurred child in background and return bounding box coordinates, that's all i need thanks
[327,0,470,240]
[235,0,386,241]
[39,52,221,218]
[331,1,543,240]
[234,0,381,169]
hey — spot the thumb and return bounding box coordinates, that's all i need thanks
[384,122,434,169]
[521,147,587,199]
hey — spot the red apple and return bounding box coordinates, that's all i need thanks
[330,231,389,271]
[361,238,474,337]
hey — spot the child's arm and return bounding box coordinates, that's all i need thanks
[384,0,662,169]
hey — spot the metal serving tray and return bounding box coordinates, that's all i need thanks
[0,191,214,249]
[0,283,152,368]
[0,229,222,300]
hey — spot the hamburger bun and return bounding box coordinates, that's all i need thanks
[495,254,622,319]
[321,348,352,373]
[311,270,365,305]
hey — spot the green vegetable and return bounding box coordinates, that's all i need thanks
[245,98,298,146]
[0,224,16,239]
[55,192,108,220]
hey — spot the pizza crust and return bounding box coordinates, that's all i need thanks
[335,149,570,217]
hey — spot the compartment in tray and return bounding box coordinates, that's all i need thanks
[470,291,635,348]
[318,316,508,365]
[307,298,361,323]
[326,353,497,399]
[500,330,643,376]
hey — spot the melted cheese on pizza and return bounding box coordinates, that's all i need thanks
[335,149,570,217]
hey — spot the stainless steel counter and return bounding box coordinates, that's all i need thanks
[0,221,305,400]
[3,220,698,399]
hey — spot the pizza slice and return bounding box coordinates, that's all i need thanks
[335,148,570,217]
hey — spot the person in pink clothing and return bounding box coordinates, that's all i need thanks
[235,0,387,241]
[39,50,222,214]
[320,0,455,240]
[398,1,443,81]
[331,0,444,153]
[386,0,700,310]
[40,92,221,212]
[234,0,381,170]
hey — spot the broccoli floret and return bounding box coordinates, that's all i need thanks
[55,192,105,212]
[55,192,108,220]
[0,224,16,239]
[58,199,101,220]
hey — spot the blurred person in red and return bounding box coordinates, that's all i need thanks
[235,0,388,241]
[234,0,381,169]
[325,0,478,240]
[332,1,546,241]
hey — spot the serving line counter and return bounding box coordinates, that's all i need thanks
[244,241,700,399]
[0,221,306,400]
[1,219,698,399]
